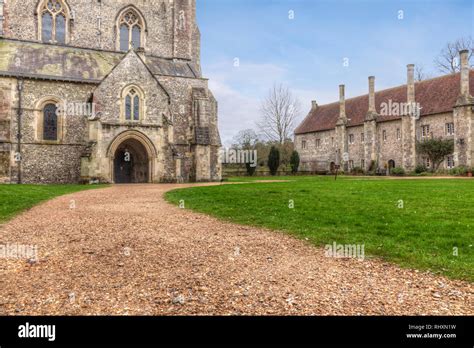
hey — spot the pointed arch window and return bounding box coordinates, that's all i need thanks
[118,8,144,51]
[39,0,70,44]
[43,103,58,141]
[124,88,142,121]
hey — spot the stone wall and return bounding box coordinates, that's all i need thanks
[347,125,364,168]
[295,129,336,171]
[0,0,221,184]
[3,0,200,66]
[6,78,94,183]
[93,51,169,125]
[377,120,403,169]
[415,113,453,168]
[295,111,468,173]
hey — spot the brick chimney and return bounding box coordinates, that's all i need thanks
[368,76,375,112]
[311,100,318,110]
[407,64,415,104]
[460,50,470,96]
[339,84,346,119]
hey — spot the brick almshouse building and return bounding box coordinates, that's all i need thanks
[295,51,473,174]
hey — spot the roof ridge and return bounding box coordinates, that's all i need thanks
[313,70,473,108]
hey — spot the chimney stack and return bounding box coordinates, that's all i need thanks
[460,50,470,96]
[339,84,346,119]
[407,64,415,104]
[368,76,375,112]
[311,100,318,109]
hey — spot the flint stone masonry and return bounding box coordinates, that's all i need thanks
[0,0,221,184]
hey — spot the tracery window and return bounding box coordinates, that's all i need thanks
[118,9,144,51]
[39,0,70,44]
[123,87,143,121]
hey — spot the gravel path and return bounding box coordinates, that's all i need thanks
[0,184,472,315]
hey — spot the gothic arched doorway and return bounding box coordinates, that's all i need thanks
[113,138,149,183]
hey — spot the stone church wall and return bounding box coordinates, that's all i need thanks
[0,0,221,184]
[3,0,199,65]
[9,79,94,183]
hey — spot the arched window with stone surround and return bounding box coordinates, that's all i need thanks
[122,85,144,121]
[38,0,70,44]
[117,7,145,51]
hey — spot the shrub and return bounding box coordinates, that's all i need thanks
[391,167,406,176]
[290,151,300,174]
[351,167,365,175]
[416,138,454,172]
[268,146,280,176]
[245,163,257,176]
[415,164,427,174]
[366,160,377,176]
[450,166,470,176]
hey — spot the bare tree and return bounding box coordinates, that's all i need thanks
[232,129,259,150]
[434,37,473,74]
[414,63,432,81]
[257,84,301,144]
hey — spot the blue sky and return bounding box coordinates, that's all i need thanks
[196,0,473,145]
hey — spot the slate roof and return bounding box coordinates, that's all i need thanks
[0,39,198,83]
[295,70,474,135]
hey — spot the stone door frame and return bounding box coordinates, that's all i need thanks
[107,130,157,184]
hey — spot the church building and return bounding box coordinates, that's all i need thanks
[0,0,221,184]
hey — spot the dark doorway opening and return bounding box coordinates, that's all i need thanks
[113,138,149,184]
[388,160,396,174]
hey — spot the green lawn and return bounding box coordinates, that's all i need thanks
[0,184,107,223]
[166,176,474,282]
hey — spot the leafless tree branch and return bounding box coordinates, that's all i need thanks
[434,37,474,74]
[257,84,301,144]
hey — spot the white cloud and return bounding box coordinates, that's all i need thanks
[209,79,260,146]
[205,60,288,146]
[206,60,350,145]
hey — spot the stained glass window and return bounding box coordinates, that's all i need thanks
[42,13,53,42]
[125,95,132,120]
[56,14,66,44]
[43,104,58,141]
[124,89,141,121]
[133,96,140,120]
[132,26,141,49]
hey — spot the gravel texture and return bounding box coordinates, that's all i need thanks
[0,184,472,315]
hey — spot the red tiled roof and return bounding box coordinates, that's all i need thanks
[295,70,474,135]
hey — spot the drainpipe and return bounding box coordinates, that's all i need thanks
[16,79,23,184]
